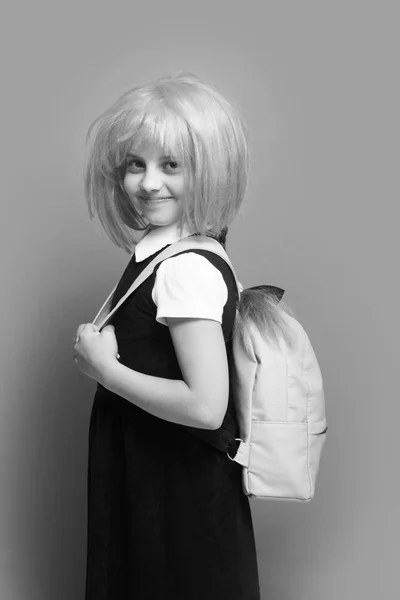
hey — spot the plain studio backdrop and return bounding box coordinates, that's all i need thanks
[0,1,398,598]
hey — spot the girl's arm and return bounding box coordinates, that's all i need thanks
[101,318,229,430]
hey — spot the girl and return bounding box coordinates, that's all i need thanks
[73,71,261,600]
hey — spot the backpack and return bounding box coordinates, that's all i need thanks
[92,235,327,502]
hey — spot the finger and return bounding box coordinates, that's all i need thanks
[79,323,99,340]
[73,324,86,343]
[101,325,115,334]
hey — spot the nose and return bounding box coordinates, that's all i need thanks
[139,165,163,194]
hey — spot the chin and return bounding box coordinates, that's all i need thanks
[147,220,173,228]
[146,213,183,228]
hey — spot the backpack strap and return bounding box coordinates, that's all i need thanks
[92,235,240,331]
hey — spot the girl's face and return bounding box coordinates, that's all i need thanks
[122,141,185,228]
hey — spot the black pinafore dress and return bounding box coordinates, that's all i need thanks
[85,243,261,600]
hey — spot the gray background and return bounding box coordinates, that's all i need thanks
[1,1,398,598]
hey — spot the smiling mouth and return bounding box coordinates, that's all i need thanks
[143,198,174,205]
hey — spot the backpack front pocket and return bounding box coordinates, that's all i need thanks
[245,420,327,501]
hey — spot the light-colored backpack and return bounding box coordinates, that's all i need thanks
[93,235,327,502]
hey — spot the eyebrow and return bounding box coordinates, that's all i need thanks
[126,153,174,160]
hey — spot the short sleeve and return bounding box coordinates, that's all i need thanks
[152,252,229,326]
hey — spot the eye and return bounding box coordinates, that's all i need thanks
[164,161,180,172]
[126,158,144,171]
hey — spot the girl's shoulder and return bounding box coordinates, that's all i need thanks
[155,250,229,289]
[152,251,230,325]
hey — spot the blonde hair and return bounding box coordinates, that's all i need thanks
[84,71,249,254]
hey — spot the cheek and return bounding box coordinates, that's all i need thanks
[173,176,185,197]
[122,174,137,196]
[122,176,141,211]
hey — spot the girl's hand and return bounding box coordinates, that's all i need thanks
[72,323,119,384]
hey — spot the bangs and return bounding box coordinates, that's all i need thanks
[112,104,192,173]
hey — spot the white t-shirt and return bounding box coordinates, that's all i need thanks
[134,223,229,326]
